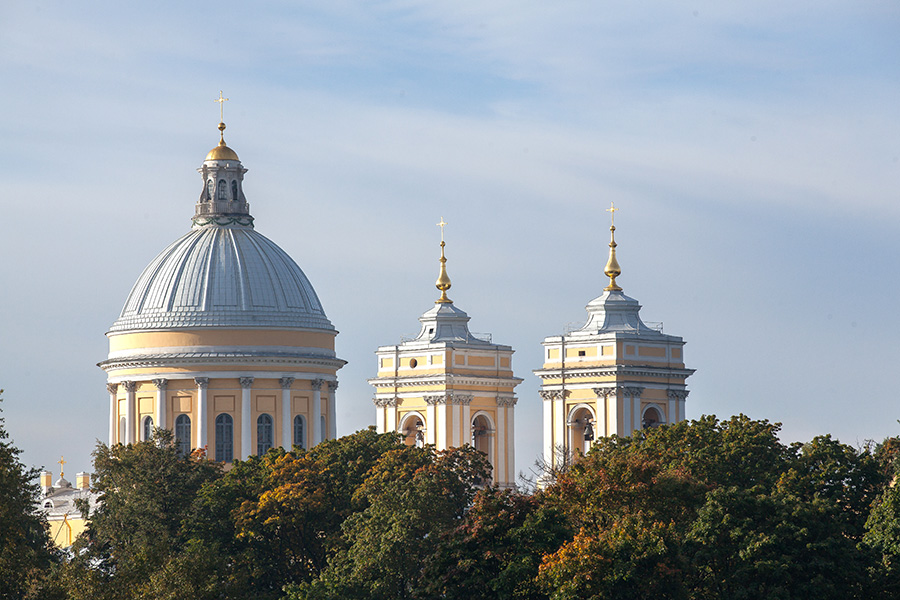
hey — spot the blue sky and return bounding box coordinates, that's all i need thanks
[1,1,899,479]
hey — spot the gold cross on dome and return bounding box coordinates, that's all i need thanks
[58,456,66,477]
[214,91,229,122]
[606,202,619,226]
[437,217,447,242]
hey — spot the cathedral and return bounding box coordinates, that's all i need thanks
[96,105,693,487]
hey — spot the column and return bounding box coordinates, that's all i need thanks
[553,392,565,462]
[195,378,209,451]
[240,377,253,459]
[385,397,398,432]
[107,383,118,445]
[496,397,507,485]
[327,381,338,441]
[374,398,386,432]
[424,395,438,445]
[506,398,516,487]
[123,381,136,444]
[621,387,644,432]
[606,387,619,437]
[667,389,688,424]
[540,390,554,469]
[435,399,447,449]
[311,379,323,447]
[280,377,294,451]
[459,394,473,446]
[152,378,167,432]
[452,403,462,447]
[593,387,613,438]
[622,387,632,437]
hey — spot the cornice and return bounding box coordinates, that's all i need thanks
[368,373,523,389]
[534,364,695,380]
[99,353,347,372]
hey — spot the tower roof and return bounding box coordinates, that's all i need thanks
[108,118,333,334]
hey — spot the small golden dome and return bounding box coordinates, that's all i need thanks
[205,144,240,161]
[205,122,240,161]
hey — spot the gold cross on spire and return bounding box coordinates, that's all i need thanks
[214,91,229,122]
[58,456,66,478]
[606,202,619,226]
[437,217,447,242]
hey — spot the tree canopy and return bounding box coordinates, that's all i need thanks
[23,417,900,600]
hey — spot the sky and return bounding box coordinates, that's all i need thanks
[1,1,899,480]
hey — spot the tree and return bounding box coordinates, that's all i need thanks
[538,416,886,600]
[290,444,491,600]
[59,430,221,600]
[0,390,56,600]
[420,488,571,600]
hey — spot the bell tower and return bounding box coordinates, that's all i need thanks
[369,219,522,487]
[534,204,694,468]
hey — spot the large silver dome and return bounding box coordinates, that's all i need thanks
[109,225,333,333]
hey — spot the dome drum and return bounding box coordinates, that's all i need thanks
[103,119,343,460]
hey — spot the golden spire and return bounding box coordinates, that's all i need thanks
[435,217,452,303]
[604,202,622,291]
[58,456,66,478]
[214,91,229,146]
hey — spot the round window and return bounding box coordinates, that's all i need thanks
[409,358,418,368]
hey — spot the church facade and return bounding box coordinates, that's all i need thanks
[99,118,345,462]
[95,108,692,486]
[534,206,694,469]
[368,230,522,488]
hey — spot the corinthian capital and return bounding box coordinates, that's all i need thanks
[106,383,118,395]
[667,389,689,401]
[152,378,168,390]
[280,377,295,390]
[539,390,558,401]
[593,387,615,399]
[327,381,339,392]
[123,381,136,393]
[423,394,446,406]
[311,378,325,391]
[239,377,254,389]
[194,377,209,389]
[620,386,645,398]
[497,395,518,407]
[373,396,400,408]
[451,393,474,406]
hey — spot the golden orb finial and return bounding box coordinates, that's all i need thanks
[205,92,239,161]
[604,202,622,291]
[435,217,452,303]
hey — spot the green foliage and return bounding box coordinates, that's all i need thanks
[539,415,886,600]
[37,417,900,599]
[0,391,56,600]
[58,429,221,600]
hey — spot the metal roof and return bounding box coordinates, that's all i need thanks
[109,224,334,333]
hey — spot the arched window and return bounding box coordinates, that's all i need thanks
[293,415,305,449]
[231,180,238,201]
[175,414,192,456]
[472,415,492,455]
[400,414,425,448]
[142,416,154,442]
[642,406,663,429]
[568,405,596,456]
[215,414,234,462]
[217,179,226,200]
[257,414,274,456]
[119,417,126,444]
